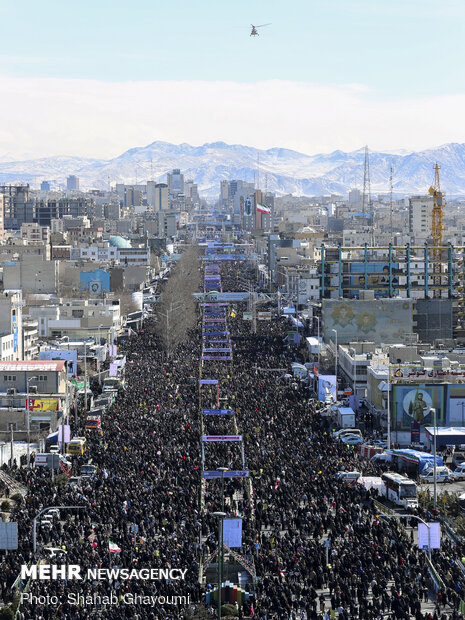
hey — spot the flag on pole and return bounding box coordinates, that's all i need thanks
[257,203,271,214]
[108,541,121,553]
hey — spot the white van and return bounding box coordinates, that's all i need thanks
[419,466,452,483]
[336,471,362,482]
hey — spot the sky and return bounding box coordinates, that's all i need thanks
[1,0,464,159]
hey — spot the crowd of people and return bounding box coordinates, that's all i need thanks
[0,255,464,619]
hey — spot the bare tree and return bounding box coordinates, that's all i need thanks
[155,244,200,355]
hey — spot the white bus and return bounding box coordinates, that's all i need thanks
[381,472,418,509]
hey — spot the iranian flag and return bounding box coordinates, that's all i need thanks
[256,203,271,215]
[108,541,121,553]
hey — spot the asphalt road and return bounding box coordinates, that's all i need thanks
[420,479,465,495]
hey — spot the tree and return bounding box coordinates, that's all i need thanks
[155,244,200,356]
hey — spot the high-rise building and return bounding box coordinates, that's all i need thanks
[146,181,156,208]
[408,195,434,241]
[154,183,169,211]
[0,196,4,242]
[167,169,184,195]
[40,181,51,191]
[67,175,80,191]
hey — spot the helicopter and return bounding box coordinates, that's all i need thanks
[250,23,271,36]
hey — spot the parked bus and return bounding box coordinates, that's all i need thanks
[381,472,418,509]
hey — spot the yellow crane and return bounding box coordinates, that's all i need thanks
[429,163,444,298]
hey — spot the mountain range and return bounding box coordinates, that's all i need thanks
[1,141,465,198]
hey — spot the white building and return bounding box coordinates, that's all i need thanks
[408,195,434,242]
[21,223,50,244]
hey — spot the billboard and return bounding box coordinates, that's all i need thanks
[447,385,465,425]
[223,518,242,548]
[27,398,60,412]
[418,522,441,550]
[80,269,110,293]
[392,384,446,432]
[323,299,414,344]
[347,262,400,296]
[318,375,337,403]
[0,523,18,550]
[39,350,77,375]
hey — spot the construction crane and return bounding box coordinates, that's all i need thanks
[429,162,444,298]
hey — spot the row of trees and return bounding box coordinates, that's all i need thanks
[155,244,201,356]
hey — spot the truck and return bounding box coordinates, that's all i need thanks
[336,406,356,429]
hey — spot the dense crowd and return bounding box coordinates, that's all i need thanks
[0,257,465,619]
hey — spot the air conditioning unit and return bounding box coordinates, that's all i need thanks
[7,388,16,396]
[29,386,38,394]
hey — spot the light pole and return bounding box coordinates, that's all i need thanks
[218,466,228,514]
[314,316,320,371]
[213,511,226,619]
[331,329,338,392]
[431,408,437,510]
[378,513,432,558]
[97,324,103,386]
[26,376,38,469]
[387,361,391,450]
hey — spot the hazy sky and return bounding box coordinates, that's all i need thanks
[1,0,464,159]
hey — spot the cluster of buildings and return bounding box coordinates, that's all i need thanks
[2,158,465,454]
[238,179,465,447]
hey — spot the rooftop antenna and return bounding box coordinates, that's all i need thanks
[389,164,394,236]
[257,152,260,190]
[361,145,373,244]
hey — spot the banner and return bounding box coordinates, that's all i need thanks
[202,435,242,442]
[202,409,234,415]
[203,470,249,479]
[202,348,232,353]
[199,379,218,385]
[202,356,232,361]
[257,312,272,321]
[28,398,60,412]
[390,365,465,383]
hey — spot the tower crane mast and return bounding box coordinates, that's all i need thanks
[429,163,444,298]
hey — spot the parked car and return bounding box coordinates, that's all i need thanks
[333,428,362,439]
[450,464,465,480]
[372,440,388,448]
[453,452,465,468]
[340,435,364,446]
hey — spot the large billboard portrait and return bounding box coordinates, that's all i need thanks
[392,384,445,432]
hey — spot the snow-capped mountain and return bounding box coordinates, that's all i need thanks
[2,141,465,198]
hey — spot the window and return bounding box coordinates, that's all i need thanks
[4,375,16,381]
[38,375,47,382]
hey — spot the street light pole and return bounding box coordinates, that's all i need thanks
[26,376,38,469]
[314,316,320,371]
[218,467,228,514]
[431,408,437,510]
[387,361,391,450]
[331,329,338,393]
[213,511,226,619]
